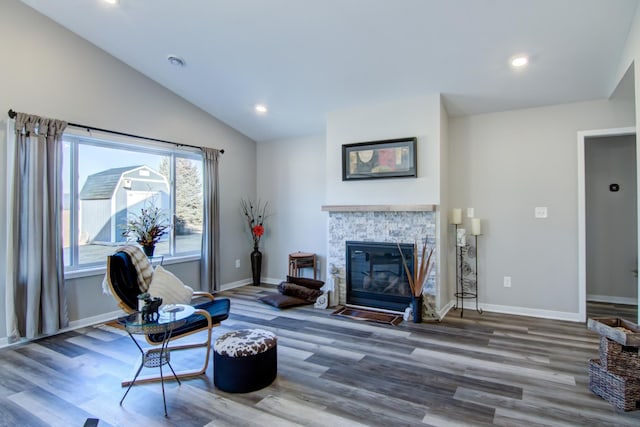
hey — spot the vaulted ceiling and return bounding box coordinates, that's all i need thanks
[20,0,639,142]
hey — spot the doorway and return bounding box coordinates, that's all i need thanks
[578,127,637,323]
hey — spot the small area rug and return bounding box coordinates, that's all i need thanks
[331,306,403,326]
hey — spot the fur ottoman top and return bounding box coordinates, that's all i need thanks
[214,329,277,357]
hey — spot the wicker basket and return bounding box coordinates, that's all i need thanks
[600,337,640,377]
[588,318,640,346]
[589,358,640,411]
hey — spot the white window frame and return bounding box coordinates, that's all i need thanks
[62,129,203,278]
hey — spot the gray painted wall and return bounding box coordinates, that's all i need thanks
[0,0,256,340]
[449,99,635,318]
[585,134,638,302]
[256,135,327,283]
[438,98,452,310]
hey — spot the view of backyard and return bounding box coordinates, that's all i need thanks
[62,139,204,269]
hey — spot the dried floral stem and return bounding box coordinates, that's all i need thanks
[122,201,170,247]
[241,198,269,249]
[398,238,435,297]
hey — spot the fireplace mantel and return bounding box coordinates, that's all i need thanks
[321,204,435,212]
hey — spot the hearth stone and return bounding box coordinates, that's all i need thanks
[327,210,436,307]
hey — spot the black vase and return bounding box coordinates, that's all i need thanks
[251,247,262,286]
[411,295,423,323]
[142,245,155,257]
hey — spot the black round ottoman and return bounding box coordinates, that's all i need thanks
[213,329,277,393]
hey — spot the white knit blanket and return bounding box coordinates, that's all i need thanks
[101,245,154,295]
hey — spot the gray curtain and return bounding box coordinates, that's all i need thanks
[6,112,68,341]
[200,147,221,292]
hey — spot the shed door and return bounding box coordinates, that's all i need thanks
[127,191,160,213]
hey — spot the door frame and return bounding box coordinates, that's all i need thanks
[577,127,636,322]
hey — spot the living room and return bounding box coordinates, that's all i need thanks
[1,0,640,425]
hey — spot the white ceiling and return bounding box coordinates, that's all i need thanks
[19,0,639,142]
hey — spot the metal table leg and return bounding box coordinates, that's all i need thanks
[120,328,180,417]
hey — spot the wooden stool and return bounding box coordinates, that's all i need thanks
[288,252,317,279]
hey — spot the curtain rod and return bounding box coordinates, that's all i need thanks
[7,109,224,154]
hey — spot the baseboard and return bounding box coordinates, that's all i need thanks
[0,309,124,350]
[213,272,300,289]
[437,300,456,320]
[221,278,252,291]
[587,294,638,306]
[220,277,279,291]
[445,299,583,322]
[68,309,124,330]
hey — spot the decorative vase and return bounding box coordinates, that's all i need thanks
[251,246,262,286]
[411,295,423,323]
[142,244,155,257]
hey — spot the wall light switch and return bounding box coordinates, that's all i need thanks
[535,207,548,218]
[503,276,512,287]
[467,208,474,218]
[235,259,241,268]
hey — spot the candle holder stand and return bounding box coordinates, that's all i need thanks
[454,231,483,318]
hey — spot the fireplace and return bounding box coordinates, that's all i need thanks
[346,241,414,312]
[324,207,436,308]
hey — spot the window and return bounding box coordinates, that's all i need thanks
[62,133,203,272]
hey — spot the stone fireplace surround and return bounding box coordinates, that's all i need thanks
[323,205,436,310]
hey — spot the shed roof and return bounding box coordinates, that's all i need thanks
[79,165,143,200]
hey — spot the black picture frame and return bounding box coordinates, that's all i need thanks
[342,137,417,181]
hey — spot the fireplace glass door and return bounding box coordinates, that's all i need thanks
[346,241,414,312]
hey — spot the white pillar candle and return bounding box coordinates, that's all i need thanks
[451,208,462,225]
[471,218,482,236]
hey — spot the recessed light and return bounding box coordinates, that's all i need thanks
[103,0,119,5]
[255,104,268,114]
[511,55,528,68]
[167,55,186,67]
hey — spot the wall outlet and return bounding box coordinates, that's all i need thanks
[503,276,512,287]
[235,259,240,268]
[535,207,548,218]
[467,207,474,218]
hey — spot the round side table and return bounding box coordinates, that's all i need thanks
[120,304,195,417]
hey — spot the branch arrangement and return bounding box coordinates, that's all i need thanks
[241,198,269,249]
[123,203,170,247]
[398,238,435,298]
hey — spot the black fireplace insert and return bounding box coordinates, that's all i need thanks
[346,241,414,312]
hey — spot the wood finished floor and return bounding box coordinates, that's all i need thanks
[1,287,639,427]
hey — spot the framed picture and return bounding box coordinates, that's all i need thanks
[342,137,417,181]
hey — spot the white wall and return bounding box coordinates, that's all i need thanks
[585,135,637,303]
[449,99,635,320]
[326,95,441,205]
[256,135,327,282]
[0,0,256,341]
